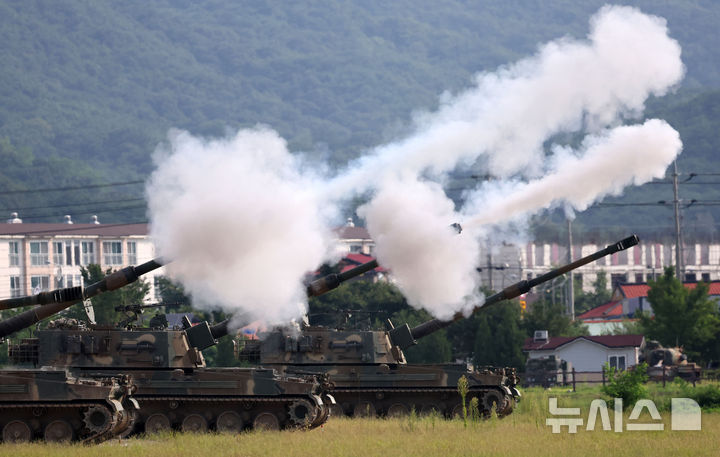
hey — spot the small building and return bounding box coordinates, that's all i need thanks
[335,218,374,255]
[612,282,720,317]
[523,331,644,373]
[576,301,637,335]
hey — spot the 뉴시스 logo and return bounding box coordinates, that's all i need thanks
[546,397,701,433]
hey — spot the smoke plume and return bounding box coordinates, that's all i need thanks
[145,128,333,325]
[146,6,684,324]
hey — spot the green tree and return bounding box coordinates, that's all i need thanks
[472,301,525,369]
[521,298,588,338]
[308,279,407,329]
[640,267,720,362]
[389,308,452,364]
[156,276,192,307]
[573,270,612,315]
[79,264,150,325]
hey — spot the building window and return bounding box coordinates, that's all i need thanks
[30,275,50,293]
[609,355,626,371]
[535,245,545,267]
[634,273,644,283]
[685,273,697,282]
[127,241,137,264]
[611,250,628,266]
[701,273,711,283]
[701,245,710,265]
[53,241,64,265]
[349,244,362,253]
[30,241,49,266]
[81,241,95,265]
[10,276,21,298]
[64,274,83,288]
[103,241,122,265]
[8,241,20,266]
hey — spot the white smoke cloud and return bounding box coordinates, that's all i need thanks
[357,176,482,320]
[146,6,685,324]
[328,4,683,193]
[339,5,683,316]
[463,119,683,228]
[145,127,334,325]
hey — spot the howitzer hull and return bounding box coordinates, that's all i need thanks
[0,369,137,443]
[280,363,519,418]
[240,326,519,419]
[10,327,332,435]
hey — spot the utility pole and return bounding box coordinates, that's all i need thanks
[567,218,575,320]
[672,160,683,280]
[486,239,493,291]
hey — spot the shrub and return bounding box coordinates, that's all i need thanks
[602,363,648,408]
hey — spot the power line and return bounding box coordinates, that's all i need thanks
[0,180,144,196]
[0,197,146,212]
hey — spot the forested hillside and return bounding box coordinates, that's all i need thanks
[0,0,719,232]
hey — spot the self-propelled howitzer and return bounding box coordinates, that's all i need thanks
[239,235,640,418]
[0,258,336,435]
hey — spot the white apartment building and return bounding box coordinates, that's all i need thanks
[514,241,720,292]
[0,217,164,301]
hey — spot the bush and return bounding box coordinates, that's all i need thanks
[602,363,649,408]
[690,384,720,409]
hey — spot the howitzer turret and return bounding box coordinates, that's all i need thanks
[239,235,639,419]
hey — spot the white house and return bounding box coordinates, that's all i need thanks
[523,331,644,373]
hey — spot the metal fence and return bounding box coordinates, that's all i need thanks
[521,366,706,391]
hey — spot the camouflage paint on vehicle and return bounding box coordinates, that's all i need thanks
[0,257,332,436]
[0,369,137,443]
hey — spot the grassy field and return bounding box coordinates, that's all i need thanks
[2,386,717,457]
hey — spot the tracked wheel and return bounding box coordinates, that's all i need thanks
[497,395,515,418]
[329,404,345,417]
[252,412,280,431]
[216,411,243,433]
[3,420,32,443]
[83,405,113,434]
[481,390,508,416]
[44,420,74,443]
[386,403,410,418]
[288,399,317,427]
[145,413,171,434]
[181,414,208,433]
[451,403,464,418]
[352,401,376,418]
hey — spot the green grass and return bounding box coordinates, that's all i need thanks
[2,386,717,457]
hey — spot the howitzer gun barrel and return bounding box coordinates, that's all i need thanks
[306,259,379,297]
[402,235,639,346]
[0,258,165,338]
